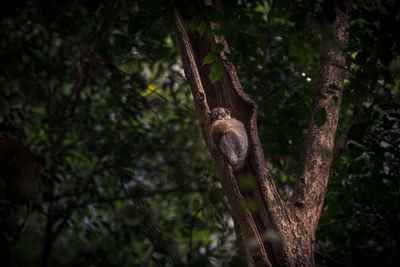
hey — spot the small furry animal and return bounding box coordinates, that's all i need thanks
[209,107,248,168]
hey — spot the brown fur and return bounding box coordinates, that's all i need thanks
[209,107,248,169]
[210,120,231,148]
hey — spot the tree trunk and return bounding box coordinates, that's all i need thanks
[173,1,351,266]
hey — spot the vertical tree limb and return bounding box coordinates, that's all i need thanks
[291,3,351,232]
[173,10,271,266]
[332,28,383,164]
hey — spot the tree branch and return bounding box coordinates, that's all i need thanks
[332,17,385,165]
[315,249,350,267]
[291,2,352,231]
[332,97,365,165]
[173,10,211,136]
[173,8,272,267]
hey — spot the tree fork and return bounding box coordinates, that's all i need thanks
[173,0,351,265]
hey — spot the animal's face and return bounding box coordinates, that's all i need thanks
[209,107,231,121]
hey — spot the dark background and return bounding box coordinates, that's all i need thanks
[1,0,399,266]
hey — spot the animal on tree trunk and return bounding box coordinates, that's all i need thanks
[209,107,248,170]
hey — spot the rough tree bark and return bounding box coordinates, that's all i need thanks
[173,1,351,266]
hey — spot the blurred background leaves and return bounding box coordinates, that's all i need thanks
[0,0,399,266]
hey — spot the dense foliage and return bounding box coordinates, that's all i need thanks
[0,0,399,266]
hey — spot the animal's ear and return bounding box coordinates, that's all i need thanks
[226,109,231,114]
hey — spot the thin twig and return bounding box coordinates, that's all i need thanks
[366,130,397,147]
[318,217,351,227]
[315,249,350,267]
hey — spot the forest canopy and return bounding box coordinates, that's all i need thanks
[0,0,399,266]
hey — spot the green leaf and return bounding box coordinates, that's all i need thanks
[209,60,223,82]
[197,20,206,35]
[314,108,327,127]
[202,53,216,66]
[189,15,201,31]
[211,43,224,53]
